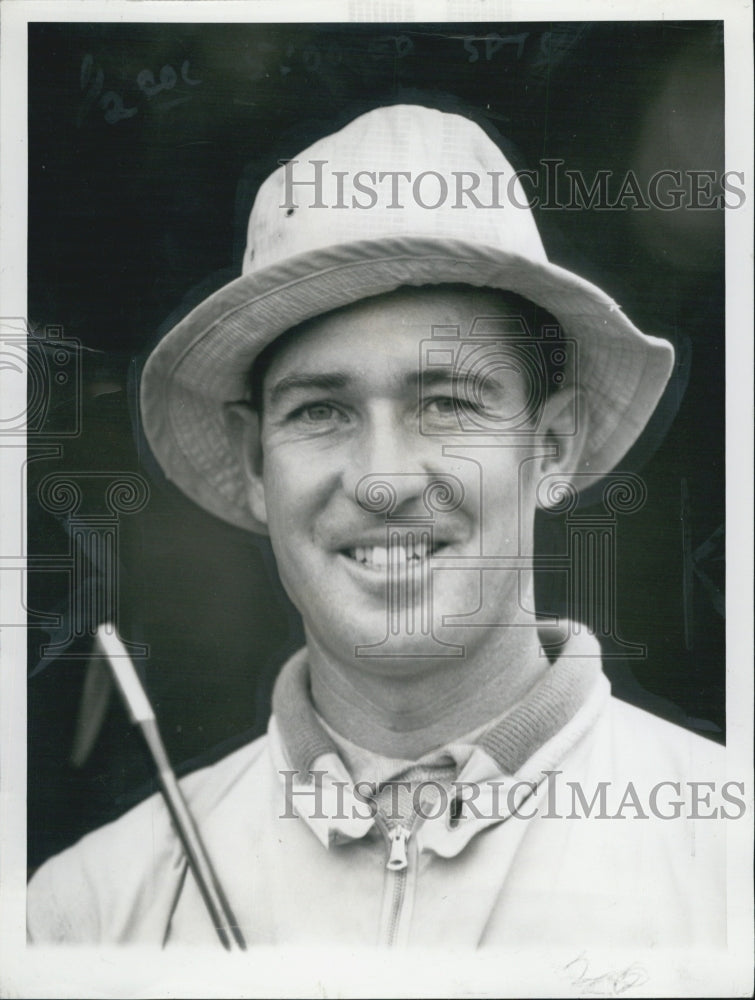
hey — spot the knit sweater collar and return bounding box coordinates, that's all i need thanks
[272,630,603,779]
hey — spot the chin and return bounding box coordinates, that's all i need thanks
[313,618,470,677]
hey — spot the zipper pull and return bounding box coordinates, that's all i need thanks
[386,825,410,871]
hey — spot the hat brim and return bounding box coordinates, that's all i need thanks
[140,236,674,533]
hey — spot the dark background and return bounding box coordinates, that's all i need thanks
[26,21,725,871]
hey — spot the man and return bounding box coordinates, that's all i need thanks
[27,103,726,948]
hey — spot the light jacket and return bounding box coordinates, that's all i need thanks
[27,638,729,948]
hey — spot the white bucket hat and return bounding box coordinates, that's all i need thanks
[141,103,674,533]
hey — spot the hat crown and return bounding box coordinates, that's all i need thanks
[243,104,547,274]
[141,103,674,533]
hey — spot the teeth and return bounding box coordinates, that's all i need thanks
[371,546,389,569]
[348,540,434,567]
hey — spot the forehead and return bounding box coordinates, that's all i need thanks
[261,285,527,383]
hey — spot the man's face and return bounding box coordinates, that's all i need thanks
[245,285,558,673]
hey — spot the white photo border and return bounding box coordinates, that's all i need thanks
[1,1,752,997]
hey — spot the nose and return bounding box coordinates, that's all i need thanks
[340,403,453,518]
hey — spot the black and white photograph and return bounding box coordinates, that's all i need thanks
[0,1,752,996]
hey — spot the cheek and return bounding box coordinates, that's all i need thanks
[515,458,542,515]
[475,453,538,544]
[260,449,332,538]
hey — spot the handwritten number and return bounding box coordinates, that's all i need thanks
[136,68,160,97]
[181,60,201,86]
[77,54,105,127]
[99,91,137,125]
[77,55,200,125]
[159,64,177,90]
[80,53,95,91]
[137,66,178,98]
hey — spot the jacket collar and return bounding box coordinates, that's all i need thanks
[269,632,608,854]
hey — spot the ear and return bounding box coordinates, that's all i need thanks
[536,385,589,502]
[224,402,268,527]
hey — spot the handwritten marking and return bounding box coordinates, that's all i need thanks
[76,30,542,128]
[77,55,201,127]
[564,953,649,997]
[463,32,530,63]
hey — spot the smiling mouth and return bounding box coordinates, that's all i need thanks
[342,539,446,570]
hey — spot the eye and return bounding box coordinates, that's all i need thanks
[424,395,484,418]
[288,401,348,425]
[303,403,336,421]
[425,396,457,416]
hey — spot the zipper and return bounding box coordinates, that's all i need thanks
[377,818,414,946]
[386,824,410,871]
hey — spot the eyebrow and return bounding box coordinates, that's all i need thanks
[420,368,506,394]
[267,372,350,408]
[267,367,506,407]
